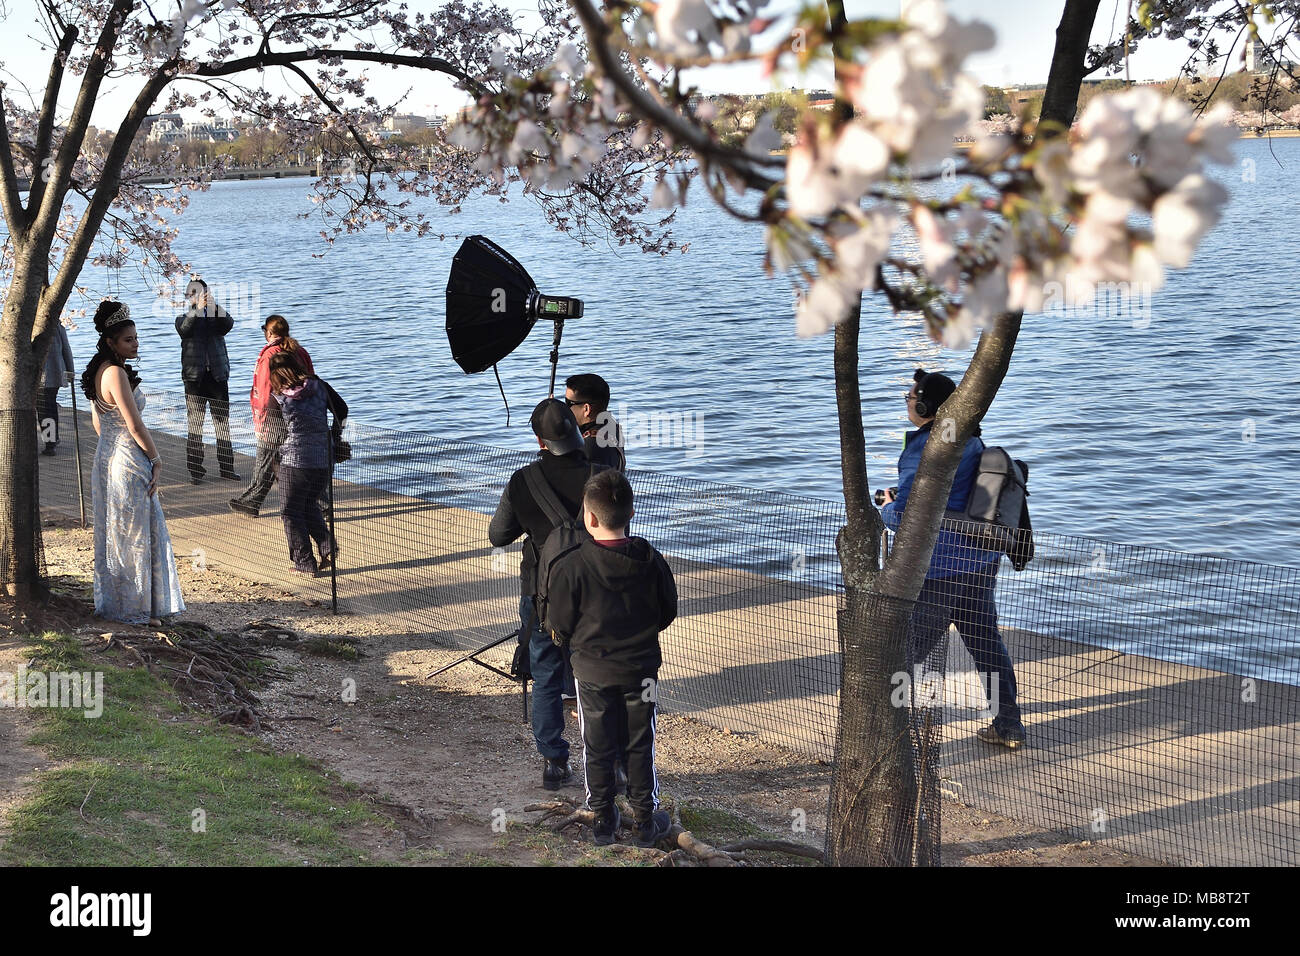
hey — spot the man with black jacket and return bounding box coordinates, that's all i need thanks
[546,469,678,846]
[176,278,239,484]
[565,373,625,473]
[488,398,593,790]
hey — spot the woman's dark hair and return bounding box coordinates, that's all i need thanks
[268,350,308,394]
[80,300,141,401]
[263,314,303,355]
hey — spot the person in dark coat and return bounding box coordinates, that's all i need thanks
[40,321,75,455]
[176,278,239,484]
[229,315,314,517]
[546,469,677,847]
[565,373,626,473]
[267,352,346,575]
[488,398,593,792]
[560,374,625,707]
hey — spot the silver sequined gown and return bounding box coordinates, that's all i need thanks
[92,388,186,624]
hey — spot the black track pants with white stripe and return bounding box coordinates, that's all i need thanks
[576,678,659,822]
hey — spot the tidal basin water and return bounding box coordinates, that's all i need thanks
[52,137,1300,570]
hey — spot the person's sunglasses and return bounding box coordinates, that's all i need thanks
[905,392,918,403]
[564,397,584,407]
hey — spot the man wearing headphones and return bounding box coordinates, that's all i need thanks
[880,369,1027,749]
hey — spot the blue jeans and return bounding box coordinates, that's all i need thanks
[523,596,569,761]
[913,569,1023,732]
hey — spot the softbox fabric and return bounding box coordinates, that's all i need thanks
[445,235,539,374]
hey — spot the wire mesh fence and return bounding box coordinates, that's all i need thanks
[0,409,49,600]
[30,383,1300,866]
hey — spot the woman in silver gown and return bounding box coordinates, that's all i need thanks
[81,301,186,626]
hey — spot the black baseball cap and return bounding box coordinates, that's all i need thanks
[530,398,585,456]
[913,368,957,413]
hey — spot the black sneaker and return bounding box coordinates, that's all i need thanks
[220,470,242,481]
[977,723,1027,750]
[592,807,620,846]
[635,810,672,848]
[542,757,573,791]
[229,498,259,517]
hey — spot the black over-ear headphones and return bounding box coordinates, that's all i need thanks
[912,369,933,419]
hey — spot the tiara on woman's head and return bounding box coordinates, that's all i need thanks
[101,302,131,332]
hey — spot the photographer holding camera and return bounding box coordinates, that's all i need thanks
[878,369,1026,749]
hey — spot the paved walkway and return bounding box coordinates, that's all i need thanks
[37,402,1299,866]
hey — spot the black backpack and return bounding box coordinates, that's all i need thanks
[944,445,1035,571]
[523,463,603,641]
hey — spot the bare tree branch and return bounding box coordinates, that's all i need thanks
[42,65,175,323]
[25,23,81,218]
[0,91,26,241]
[31,0,137,243]
[190,47,489,98]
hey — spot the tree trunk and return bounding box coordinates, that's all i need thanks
[1041,0,1104,133]
[825,0,1101,866]
[822,0,927,865]
[0,279,48,601]
[827,294,931,865]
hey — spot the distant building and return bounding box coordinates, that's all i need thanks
[146,114,185,144]
[1247,38,1294,74]
[182,122,239,143]
[384,113,428,136]
[806,90,835,110]
[427,115,447,130]
[1004,86,1045,111]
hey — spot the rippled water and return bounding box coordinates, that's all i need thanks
[51,137,1300,567]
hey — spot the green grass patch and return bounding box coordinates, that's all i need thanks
[678,803,765,846]
[678,801,820,866]
[0,631,387,866]
[299,637,360,661]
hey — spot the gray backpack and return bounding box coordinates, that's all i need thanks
[945,446,1034,571]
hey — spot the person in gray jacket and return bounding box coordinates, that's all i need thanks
[40,321,75,455]
[176,278,239,484]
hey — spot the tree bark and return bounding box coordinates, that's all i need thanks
[1041,0,1105,134]
[824,0,923,866]
[0,252,49,600]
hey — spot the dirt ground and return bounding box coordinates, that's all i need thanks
[3,517,1159,866]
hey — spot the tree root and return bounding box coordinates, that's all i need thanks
[523,797,819,866]
[90,619,294,729]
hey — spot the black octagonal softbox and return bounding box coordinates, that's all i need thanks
[445,236,584,393]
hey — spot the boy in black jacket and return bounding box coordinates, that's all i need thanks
[546,469,678,847]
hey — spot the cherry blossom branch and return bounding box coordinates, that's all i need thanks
[567,0,781,192]
[280,59,380,173]
[190,48,489,99]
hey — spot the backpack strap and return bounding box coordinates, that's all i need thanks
[522,462,571,528]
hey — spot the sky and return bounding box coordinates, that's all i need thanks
[0,0,1253,125]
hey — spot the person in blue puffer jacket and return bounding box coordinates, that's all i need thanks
[879,369,1026,750]
[268,351,345,575]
